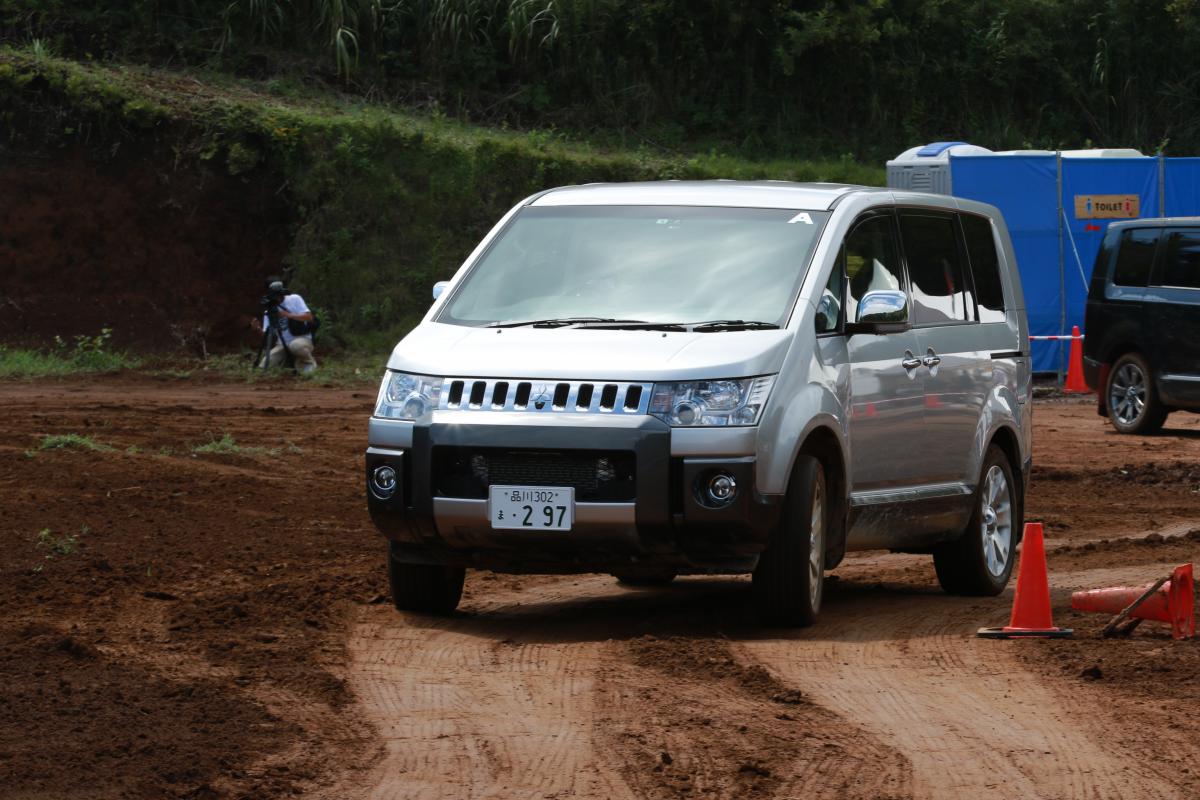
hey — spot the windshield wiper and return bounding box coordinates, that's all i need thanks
[487,317,647,329]
[688,319,781,332]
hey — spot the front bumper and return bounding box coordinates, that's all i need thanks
[365,414,781,574]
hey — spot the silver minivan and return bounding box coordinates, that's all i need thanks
[366,182,1031,626]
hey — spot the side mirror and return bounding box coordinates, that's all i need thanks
[846,289,910,335]
[432,281,449,301]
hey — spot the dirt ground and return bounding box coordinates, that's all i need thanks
[1,377,1197,799]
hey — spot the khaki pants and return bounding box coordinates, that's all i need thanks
[262,335,317,373]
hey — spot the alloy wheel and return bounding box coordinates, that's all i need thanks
[980,465,1012,578]
[1109,362,1147,426]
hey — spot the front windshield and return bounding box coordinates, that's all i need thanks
[439,205,828,326]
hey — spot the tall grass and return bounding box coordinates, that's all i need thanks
[0,329,138,378]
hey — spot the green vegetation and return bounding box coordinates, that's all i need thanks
[6,1,1200,158]
[0,329,138,377]
[192,433,276,456]
[37,433,113,452]
[36,527,79,557]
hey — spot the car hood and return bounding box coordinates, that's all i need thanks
[387,322,792,381]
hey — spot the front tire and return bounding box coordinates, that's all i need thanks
[1106,352,1167,435]
[933,445,1019,596]
[752,456,826,627]
[388,546,465,614]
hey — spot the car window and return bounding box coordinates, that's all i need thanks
[960,213,1006,323]
[1114,228,1159,287]
[899,213,973,325]
[1159,228,1200,289]
[815,253,844,333]
[844,215,905,324]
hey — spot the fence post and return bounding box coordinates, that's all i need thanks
[1159,152,1166,216]
[1056,152,1066,384]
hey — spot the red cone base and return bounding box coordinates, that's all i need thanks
[978,522,1073,639]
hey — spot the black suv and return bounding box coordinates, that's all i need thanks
[1084,218,1200,433]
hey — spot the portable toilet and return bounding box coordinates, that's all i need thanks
[886,141,994,194]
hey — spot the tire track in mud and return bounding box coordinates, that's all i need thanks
[345,576,635,800]
[346,574,910,800]
[738,573,1181,800]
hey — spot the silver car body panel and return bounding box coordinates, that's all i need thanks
[375,181,1032,554]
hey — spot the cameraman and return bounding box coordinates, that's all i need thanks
[252,279,318,373]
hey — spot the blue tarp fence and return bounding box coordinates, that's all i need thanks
[950,154,1199,373]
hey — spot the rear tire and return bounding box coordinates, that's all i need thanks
[388,546,465,614]
[1106,352,1167,435]
[752,456,826,627]
[933,445,1019,596]
[612,570,677,587]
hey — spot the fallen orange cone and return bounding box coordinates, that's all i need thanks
[1071,563,1194,640]
[978,522,1073,639]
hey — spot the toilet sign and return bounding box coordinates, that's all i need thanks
[1074,194,1140,219]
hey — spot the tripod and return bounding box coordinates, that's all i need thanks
[252,303,295,372]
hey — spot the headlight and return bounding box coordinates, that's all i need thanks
[374,371,443,420]
[648,376,775,427]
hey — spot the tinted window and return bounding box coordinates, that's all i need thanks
[1113,228,1159,287]
[961,213,1006,323]
[816,254,843,333]
[899,214,973,324]
[1160,229,1200,289]
[844,215,905,324]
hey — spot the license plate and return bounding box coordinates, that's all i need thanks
[488,485,574,531]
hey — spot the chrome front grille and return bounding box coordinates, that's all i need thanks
[438,378,652,415]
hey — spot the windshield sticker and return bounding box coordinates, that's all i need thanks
[787,212,814,224]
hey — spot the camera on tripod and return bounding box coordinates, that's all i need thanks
[260,281,286,313]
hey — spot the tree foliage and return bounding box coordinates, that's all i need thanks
[4,1,1200,156]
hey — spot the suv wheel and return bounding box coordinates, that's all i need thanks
[388,545,465,614]
[933,445,1019,596]
[752,456,825,627]
[1106,352,1167,435]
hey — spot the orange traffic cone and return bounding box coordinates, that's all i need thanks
[1071,563,1194,640]
[978,522,1073,638]
[1064,326,1090,393]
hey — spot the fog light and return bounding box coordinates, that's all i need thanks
[706,473,737,505]
[371,465,398,499]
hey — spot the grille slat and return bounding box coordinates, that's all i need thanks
[438,378,652,415]
[433,447,637,502]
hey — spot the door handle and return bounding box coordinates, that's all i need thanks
[902,351,922,370]
[922,350,942,368]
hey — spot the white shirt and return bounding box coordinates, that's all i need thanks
[263,293,311,346]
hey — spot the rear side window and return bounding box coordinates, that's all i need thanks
[1160,228,1200,289]
[1113,228,1159,287]
[960,214,1006,323]
[899,213,973,325]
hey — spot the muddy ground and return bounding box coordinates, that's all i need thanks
[0,377,1197,799]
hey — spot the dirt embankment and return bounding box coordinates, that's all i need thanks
[0,148,289,353]
[1,382,1197,799]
